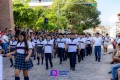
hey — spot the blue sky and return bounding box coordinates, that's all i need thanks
[96,0,120,27]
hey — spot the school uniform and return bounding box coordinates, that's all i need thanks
[86,37,92,55]
[9,40,17,53]
[14,41,33,70]
[103,37,110,47]
[44,40,53,69]
[65,38,70,59]
[36,40,45,54]
[57,38,66,64]
[93,37,103,62]
[33,38,38,45]
[62,38,68,60]
[66,38,78,70]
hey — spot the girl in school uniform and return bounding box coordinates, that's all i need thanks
[44,35,53,70]
[9,36,17,67]
[36,35,45,65]
[7,31,33,80]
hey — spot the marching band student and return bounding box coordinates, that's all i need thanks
[36,35,45,65]
[7,31,33,80]
[103,33,110,55]
[57,34,66,64]
[92,32,103,62]
[9,36,17,67]
[86,34,92,56]
[66,34,79,71]
[43,35,53,70]
[78,34,86,62]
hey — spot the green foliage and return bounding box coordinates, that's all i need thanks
[13,2,37,29]
[12,0,100,32]
[51,0,101,33]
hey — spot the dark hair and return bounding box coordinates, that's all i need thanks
[19,31,28,51]
[118,43,120,46]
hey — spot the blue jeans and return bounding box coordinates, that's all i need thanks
[112,63,120,79]
[94,46,101,61]
[2,43,8,54]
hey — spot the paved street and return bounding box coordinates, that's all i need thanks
[3,45,113,80]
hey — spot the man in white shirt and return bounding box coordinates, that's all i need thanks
[1,31,9,55]
[92,32,103,62]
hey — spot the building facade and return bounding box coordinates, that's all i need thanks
[0,0,14,33]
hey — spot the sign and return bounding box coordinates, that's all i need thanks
[50,70,69,77]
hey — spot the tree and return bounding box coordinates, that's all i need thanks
[13,1,37,29]
[51,0,101,33]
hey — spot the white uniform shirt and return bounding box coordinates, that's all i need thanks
[93,37,103,46]
[1,35,9,43]
[44,40,53,53]
[66,39,79,52]
[79,38,86,49]
[36,40,45,47]
[9,40,17,48]
[57,38,65,48]
[104,37,110,45]
[34,39,38,44]
[31,41,35,47]
[16,41,33,54]
[86,37,92,44]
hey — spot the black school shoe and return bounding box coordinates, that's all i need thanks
[108,71,112,74]
[46,67,48,70]
[72,68,75,71]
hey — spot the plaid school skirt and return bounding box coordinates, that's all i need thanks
[14,53,33,70]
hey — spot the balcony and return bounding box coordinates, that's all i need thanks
[29,0,53,7]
